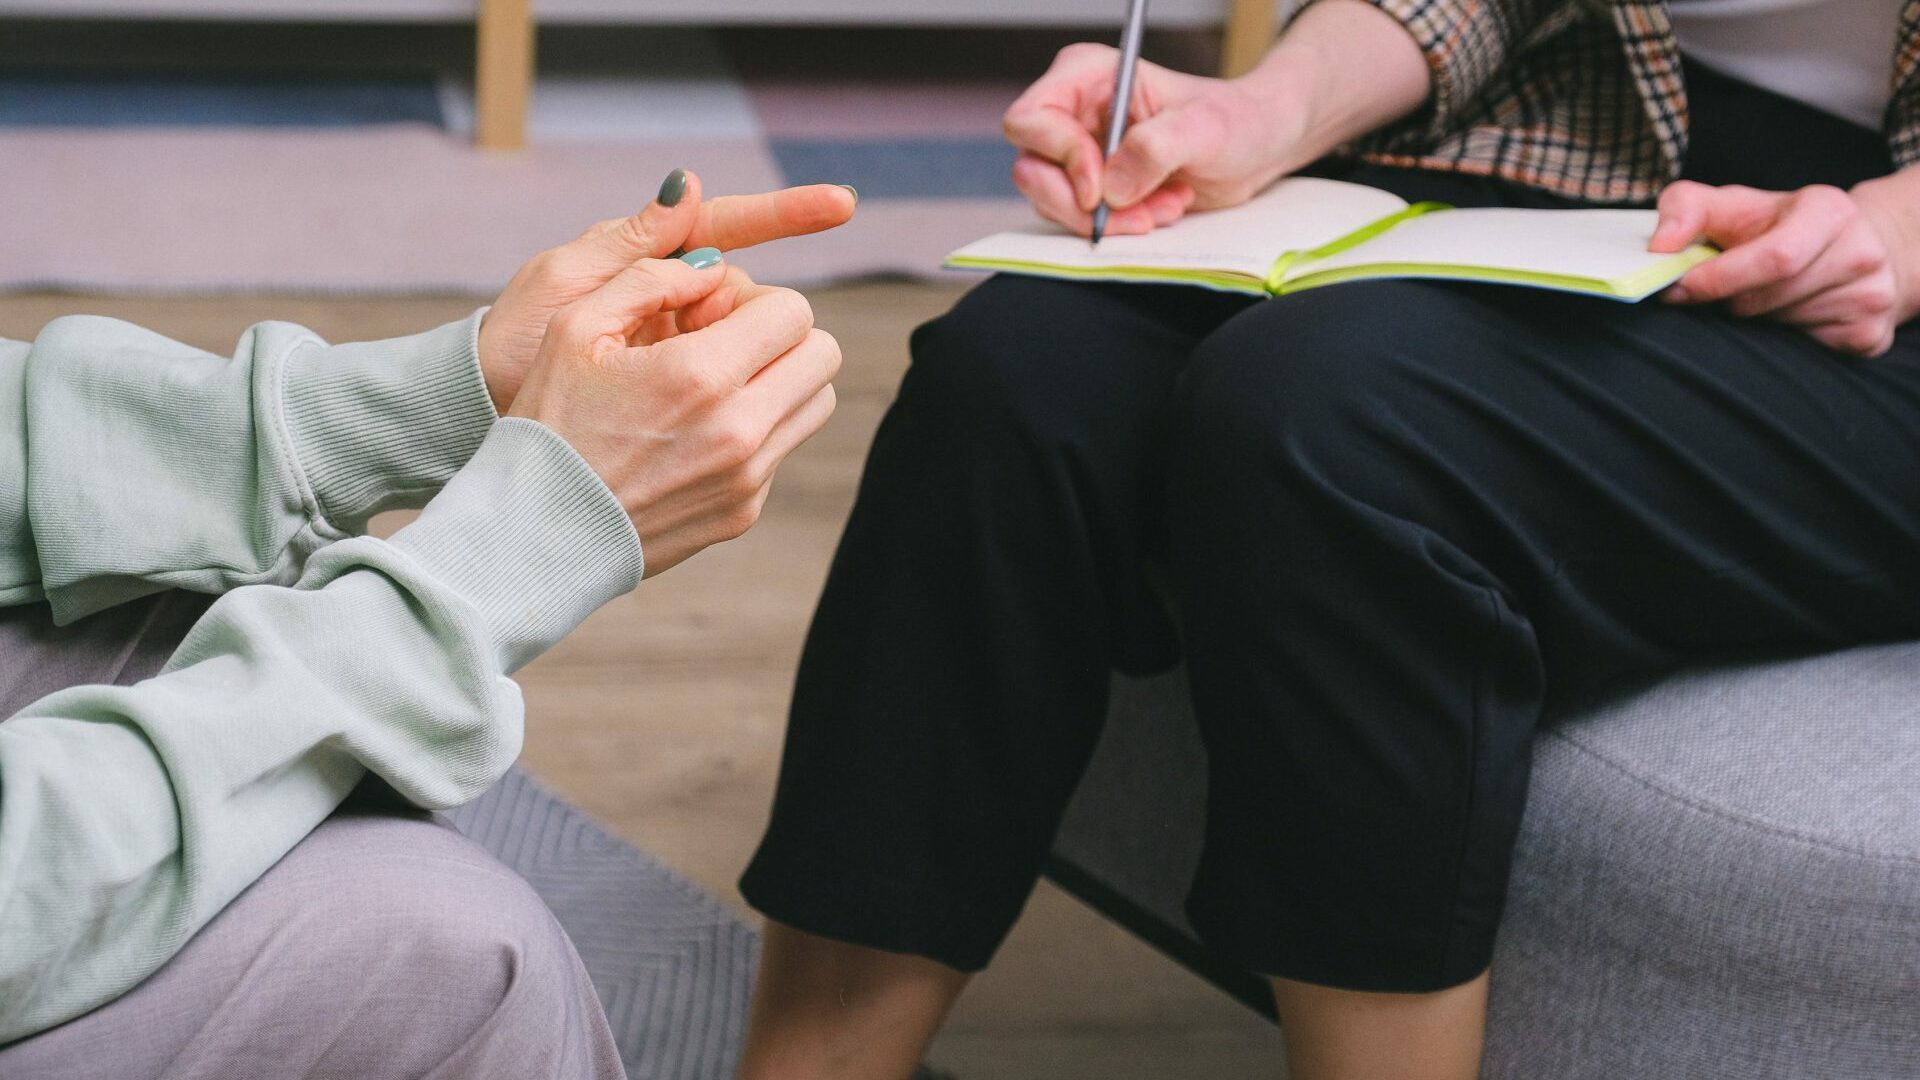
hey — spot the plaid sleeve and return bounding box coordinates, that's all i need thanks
[1299,0,1558,138]
[1890,2,1920,166]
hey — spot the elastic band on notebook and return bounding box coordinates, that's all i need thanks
[1267,201,1451,294]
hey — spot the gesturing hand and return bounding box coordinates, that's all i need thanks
[1002,43,1305,237]
[480,169,856,411]
[1651,180,1917,357]
[509,252,841,576]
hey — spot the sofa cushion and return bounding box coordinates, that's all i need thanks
[1484,642,1920,1079]
[1053,645,1920,1077]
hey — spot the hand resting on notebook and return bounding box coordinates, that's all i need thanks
[1651,174,1920,357]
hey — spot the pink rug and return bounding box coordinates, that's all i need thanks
[1,126,1031,295]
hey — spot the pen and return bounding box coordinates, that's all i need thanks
[1092,0,1151,247]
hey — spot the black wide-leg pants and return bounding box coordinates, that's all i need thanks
[742,76,1920,992]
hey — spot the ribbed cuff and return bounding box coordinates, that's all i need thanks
[0,341,38,602]
[387,418,643,673]
[281,311,497,532]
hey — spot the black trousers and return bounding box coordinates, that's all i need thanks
[741,68,1920,991]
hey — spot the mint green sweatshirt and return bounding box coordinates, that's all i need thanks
[0,312,643,1043]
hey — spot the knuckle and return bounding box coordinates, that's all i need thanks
[1801,184,1856,218]
[1660,180,1705,207]
[1859,282,1898,315]
[1837,324,1882,353]
[720,502,761,540]
[768,289,816,339]
[637,261,683,296]
[524,250,563,280]
[808,328,843,377]
[1757,244,1799,279]
[1842,244,1885,277]
[726,466,762,502]
[615,213,657,250]
[680,359,729,399]
[547,303,594,341]
[1058,42,1106,65]
[711,419,760,467]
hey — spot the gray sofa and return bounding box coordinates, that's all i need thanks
[1051,650,1920,1078]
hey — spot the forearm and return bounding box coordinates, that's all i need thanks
[1,313,495,620]
[1238,0,1432,173]
[0,417,641,1043]
[1852,164,1920,324]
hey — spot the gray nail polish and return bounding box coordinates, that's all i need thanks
[678,246,723,269]
[658,168,690,207]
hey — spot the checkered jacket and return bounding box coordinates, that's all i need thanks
[1319,0,1920,204]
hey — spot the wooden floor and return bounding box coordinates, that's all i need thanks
[0,284,1285,1079]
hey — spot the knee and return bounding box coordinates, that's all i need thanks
[279,815,600,1058]
[1171,282,1481,509]
[904,275,1129,451]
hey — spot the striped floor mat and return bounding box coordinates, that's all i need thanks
[447,767,759,1080]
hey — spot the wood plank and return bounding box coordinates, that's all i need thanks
[476,0,534,152]
[1220,0,1278,77]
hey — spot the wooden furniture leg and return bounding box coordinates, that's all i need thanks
[476,0,534,151]
[1221,0,1280,78]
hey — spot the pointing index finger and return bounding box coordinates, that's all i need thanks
[687,185,858,253]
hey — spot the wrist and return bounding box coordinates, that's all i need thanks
[1241,0,1430,172]
[1852,169,1920,324]
[1233,49,1323,176]
[476,307,515,414]
[388,417,642,673]
[281,310,498,532]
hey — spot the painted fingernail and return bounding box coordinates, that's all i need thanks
[839,184,859,204]
[678,246,723,269]
[657,168,690,207]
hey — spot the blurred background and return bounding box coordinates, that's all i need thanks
[0,4,1284,1076]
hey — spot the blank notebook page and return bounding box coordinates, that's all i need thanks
[1301,207,1672,284]
[949,178,1410,280]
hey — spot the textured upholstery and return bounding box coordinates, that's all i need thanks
[1052,646,1920,1078]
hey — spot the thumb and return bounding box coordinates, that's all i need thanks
[1650,181,1779,252]
[1102,107,1198,209]
[559,251,729,339]
[578,169,707,269]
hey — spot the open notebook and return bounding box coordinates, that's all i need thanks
[946,177,1715,301]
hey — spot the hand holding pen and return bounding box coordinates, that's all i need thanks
[1003,2,1361,240]
[1091,0,1151,245]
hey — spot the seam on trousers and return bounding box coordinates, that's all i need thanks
[1436,580,1524,984]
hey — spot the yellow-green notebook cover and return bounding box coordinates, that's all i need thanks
[946,178,1713,303]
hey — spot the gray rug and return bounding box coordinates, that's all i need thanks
[447,767,759,1080]
[452,772,954,1080]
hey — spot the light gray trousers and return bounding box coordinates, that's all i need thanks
[0,592,626,1080]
